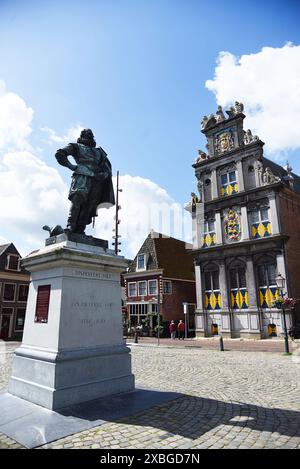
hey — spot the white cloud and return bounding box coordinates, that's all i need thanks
[40,125,84,146]
[205,43,300,157]
[0,81,191,258]
[0,80,33,151]
[0,156,191,258]
[0,235,8,245]
[0,151,69,252]
[95,174,191,258]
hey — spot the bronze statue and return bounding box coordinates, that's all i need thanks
[55,129,115,234]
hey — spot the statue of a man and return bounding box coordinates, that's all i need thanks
[55,129,115,234]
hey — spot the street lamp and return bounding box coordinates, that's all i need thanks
[275,273,289,354]
[275,273,285,291]
[183,302,188,339]
[149,295,160,346]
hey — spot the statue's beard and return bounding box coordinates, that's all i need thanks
[77,137,96,148]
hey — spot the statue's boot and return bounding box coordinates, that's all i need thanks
[67,204,81,233]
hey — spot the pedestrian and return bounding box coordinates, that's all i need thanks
[136,323,143,339]
[177,320,185,340]
[169,320,177,340]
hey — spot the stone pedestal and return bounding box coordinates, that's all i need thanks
[8,238,134,410]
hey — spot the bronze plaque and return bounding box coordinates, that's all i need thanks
[34,285,51,323]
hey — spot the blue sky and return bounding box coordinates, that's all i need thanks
[0,0,300,256]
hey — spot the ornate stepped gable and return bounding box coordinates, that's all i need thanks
[192,101,300,207]
[188,99,300,340]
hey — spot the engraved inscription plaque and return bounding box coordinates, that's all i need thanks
[34,285,51,323]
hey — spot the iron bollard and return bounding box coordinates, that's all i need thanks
[134,331,139,344]
[219,335,224,351]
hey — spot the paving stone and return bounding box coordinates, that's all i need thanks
[1,343,300,450]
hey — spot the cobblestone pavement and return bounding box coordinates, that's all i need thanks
[0,343,300,449]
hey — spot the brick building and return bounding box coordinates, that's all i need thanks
[123,232,196,336]
[186,101,300,339]
[0,243,30,340]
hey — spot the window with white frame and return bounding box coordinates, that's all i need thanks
[138,281,147,296]
[148,279,158,295]
[128,282,137,297]
[230,266,248,310]
[137,254,146,270]
[249,206,271,239]
[258,263,277,289]
[201,218,216,248]
[6,254,20,271]
[204,269,221,310]
[163,280,172,294]
[230,268,247,289]
[257,262,278,309]
[3,283,16,301]
[220,170,238,197]
[203,219,215,235]
[204,271,220,292]
[249,207,269,225]
[18,284,29,302]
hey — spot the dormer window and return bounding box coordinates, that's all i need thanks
[6,254,20,271]
[137,254,147,271]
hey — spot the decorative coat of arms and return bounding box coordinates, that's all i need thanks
[215,130,235,154]
[224,208,241,242]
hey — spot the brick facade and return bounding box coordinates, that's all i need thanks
[0,243,30,340]
[123,232,196,336]
[162,279,196,322]
[278,187,300,299]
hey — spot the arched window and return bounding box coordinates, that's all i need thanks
[229,265,248,310]
[257,262,278,309]
[203,267,221,310]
